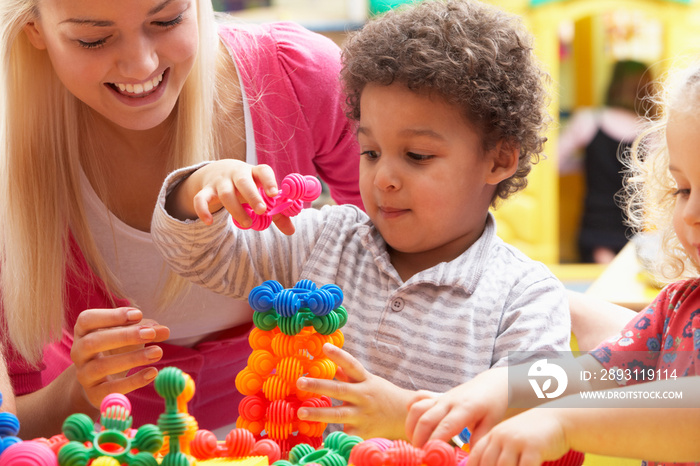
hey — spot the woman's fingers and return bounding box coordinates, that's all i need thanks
[73,307,142,338]
[82,367,160,404]
[75,345,163,388]
[71,323,160,365]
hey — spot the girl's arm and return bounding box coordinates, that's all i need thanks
[406,354,617,448]
[467,376,700,466]
[568,290,636,351]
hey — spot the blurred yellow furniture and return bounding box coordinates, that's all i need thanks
[585,241,661,311]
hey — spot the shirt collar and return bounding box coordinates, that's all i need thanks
[357,213,498,294]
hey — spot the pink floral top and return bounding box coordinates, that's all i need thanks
[591,278,700,466]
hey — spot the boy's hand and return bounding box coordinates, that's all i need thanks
[466,408,568,466]
[166,160,295,235]
[71,307,170,409]
[405,367,509,448]
[296,343,414,439]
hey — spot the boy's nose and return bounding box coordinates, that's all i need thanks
[116,36,159,81]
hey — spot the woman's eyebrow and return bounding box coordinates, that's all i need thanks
[59,0,176,26]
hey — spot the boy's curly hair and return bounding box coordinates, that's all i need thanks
[340,0,551,205]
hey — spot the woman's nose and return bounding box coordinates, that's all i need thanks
[116,35,159,80]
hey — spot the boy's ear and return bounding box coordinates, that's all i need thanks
[485,141,519,185]
[23,22,47,50]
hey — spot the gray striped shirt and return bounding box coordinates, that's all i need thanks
[152,167,570,394]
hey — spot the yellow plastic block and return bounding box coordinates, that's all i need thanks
[195,457,268,466]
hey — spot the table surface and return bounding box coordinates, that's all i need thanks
[585,241,663,311]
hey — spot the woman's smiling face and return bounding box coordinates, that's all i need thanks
[24,0,199,130]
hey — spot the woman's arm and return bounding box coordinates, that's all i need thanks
[15,365,94,439]
[0,348,15,415]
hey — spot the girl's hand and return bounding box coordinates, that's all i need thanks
[296,343,414,439]
[466,409,568,466]
[167,160,294,235]
[405,367,509,448]
[70,307,170,409]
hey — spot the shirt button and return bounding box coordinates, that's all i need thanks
[391,297,405,312]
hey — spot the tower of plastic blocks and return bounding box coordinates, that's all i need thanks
[235,279,347,457]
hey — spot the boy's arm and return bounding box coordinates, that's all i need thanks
[152,161,332,298]
[492,275,571,367]
[163,159,279,228]
[467,376,700,465]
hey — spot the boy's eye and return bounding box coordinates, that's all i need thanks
[361,150,379,160]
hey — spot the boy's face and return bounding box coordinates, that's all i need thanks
[668,110,700,267]
[358,82,503,273]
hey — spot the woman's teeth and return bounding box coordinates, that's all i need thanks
[113,72,164,95]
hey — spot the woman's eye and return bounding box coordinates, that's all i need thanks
[361,150,379,160]
[77,38,109,49]
[154,14,184,28]
[673,188,691,197]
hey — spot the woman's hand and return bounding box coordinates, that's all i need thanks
[70,307,170,409]
[166,160,294,234]
[296,343,414,440]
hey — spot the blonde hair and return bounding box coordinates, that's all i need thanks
[624,61,700,282]
[0,0,224,364]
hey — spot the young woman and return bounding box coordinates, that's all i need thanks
[0,0,361,438]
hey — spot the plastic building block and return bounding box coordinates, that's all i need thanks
[543,449,585,466]
[233,173,322,231]
[455,427,470,453]
[0,392,21,455]
[0,441,58,466]
[348,437,462,466]
[196,459,268,466]
[272,431,362,466]
[57,393,163,466]
[236,280,347,457]
[154,366,197,466]
[190,428,280,463]
[156,371,199,458]
[0,390,59,466]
